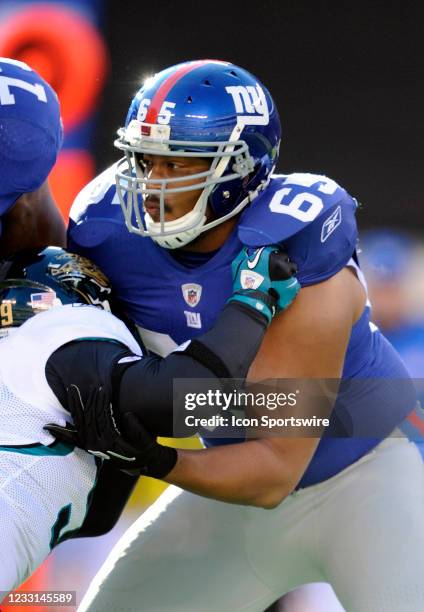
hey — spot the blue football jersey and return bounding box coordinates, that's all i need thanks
[68,168,417,487]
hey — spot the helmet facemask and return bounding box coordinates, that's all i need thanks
[114,60,281,248]
[115,120,258,249]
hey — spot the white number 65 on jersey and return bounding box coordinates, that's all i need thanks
[269,174,338,222]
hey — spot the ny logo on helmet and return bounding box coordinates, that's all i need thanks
[225,84,269,126]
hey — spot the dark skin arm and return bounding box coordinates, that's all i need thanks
[163,268,366,508]
[0,180,66,257]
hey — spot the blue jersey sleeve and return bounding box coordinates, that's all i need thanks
[67,163,125,251]
[238,173,358,286]
[284,198,358,286]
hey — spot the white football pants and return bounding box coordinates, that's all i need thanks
[79,437,424,612]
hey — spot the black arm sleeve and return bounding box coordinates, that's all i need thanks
[115,302,267,436]
[44,302,267,533]
[184,301,267,379]
[46,301,267,438]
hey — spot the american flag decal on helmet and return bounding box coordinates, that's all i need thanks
[30,292,59,310]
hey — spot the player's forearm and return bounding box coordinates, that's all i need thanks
[164,440,296,509]
[192,302,268,379]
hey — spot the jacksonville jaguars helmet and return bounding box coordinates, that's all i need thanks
[0,247,112,339]
[0,57,63,215]
[115,60,281,248]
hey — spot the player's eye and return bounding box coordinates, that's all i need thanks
[167,162,180,171]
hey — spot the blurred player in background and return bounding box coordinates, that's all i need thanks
[360,229,424,464]
[0,57,65,257]
[68,60,424,611]
[360,229,424,378]
[0,243,297,593]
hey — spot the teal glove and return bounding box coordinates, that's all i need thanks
[229,246,300,324]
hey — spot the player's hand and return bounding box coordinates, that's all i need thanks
[44,384,139,462]
[44,385,177,479]
[117,412,178,479]
[229,246,300,324]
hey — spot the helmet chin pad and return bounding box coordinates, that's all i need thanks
[144,195,208,249]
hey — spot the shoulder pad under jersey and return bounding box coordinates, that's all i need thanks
[238,173,357,245]
[70,163,120,225]
[68,163,125,248]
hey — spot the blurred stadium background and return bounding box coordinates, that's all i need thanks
[0,0,423,609]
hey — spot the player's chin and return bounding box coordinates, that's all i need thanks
[145,209,161,223]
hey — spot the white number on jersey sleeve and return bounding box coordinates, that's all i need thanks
[269,188,323,222]
[0,58,47,106]
[269,174,339,222]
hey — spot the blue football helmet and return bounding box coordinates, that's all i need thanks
[115,60,281,248]
[0,57,63,216]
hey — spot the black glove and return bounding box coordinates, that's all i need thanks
[44,384,177,479]
[120,412,178,479]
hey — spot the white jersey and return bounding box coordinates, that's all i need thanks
[0,304,142,592]
[0,304,142,446]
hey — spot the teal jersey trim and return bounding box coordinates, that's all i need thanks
[50,503,72,550]
[53,457,102,546]
[73,337,126,346]
[0,440,74,456]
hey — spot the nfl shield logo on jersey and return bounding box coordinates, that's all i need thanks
[182,283,202,307]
